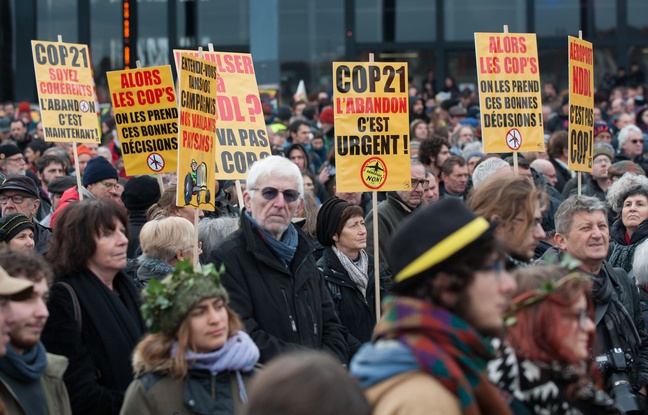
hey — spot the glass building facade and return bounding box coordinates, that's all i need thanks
[1,0,647,103]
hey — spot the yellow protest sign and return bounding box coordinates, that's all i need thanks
[474,33,544,153]
[107,65,178,175]
[176,53,218,211]
[332,62,411,192]
[568,36,594,172]
[31,40,100,143]
[173,50,271,179]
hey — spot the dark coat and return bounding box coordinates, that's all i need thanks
[317,247,391,356]
[126,210,147,259]
[548,158,572,194]
[34,221,51,255]
[41,270,146,415]
[206,212,348,364]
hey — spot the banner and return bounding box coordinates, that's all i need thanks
[333,62,411,192]
[32,40,100,143]
[176,53,218,211]
[173,50,271,179]
[474,33,545,153]
[107,65,178,175]
[567,36,594,172]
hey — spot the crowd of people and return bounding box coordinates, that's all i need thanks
[0,66,645,414]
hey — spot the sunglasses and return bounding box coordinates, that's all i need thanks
[632,139,644,144]
[252,187,300,203]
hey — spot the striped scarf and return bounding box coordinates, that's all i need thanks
[374,296,512,415]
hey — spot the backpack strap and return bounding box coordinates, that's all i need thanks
[58,282,82,333]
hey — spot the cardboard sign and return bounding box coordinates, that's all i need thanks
[175,53,218,211]
[107,65,178,175]
[474,33,545,153]
[567,36,594,172]
[31,40,100,143]
[173,50,271,179]
[332,62,411,192]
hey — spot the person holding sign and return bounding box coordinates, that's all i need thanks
[206,156,348,364]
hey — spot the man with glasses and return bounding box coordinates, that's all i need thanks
[50,156,119,227]
[0,144,27,177]
[616,124,648,172]
[468,175,546,270]
[0,176,51,254]
[206,156,348,364]
[366,160,426,273]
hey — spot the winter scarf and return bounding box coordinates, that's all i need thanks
[173,331,259,403]
[245,210,298,266]
[0,342,47,382]
[136,254,175,285]
[373,296,512,415]
[332,246,369,297]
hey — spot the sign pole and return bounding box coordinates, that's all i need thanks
[499,25,520,176]
[577,30,583,197]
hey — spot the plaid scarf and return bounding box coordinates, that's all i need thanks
[374,296,512,415]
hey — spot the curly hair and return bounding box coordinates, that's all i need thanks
[606,172,648,216]
[418,136,450,167]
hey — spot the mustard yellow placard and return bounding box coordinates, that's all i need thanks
[31,40,100,143]
[173,50,271,179]
[474,33,544,153]
[568,36,594,172]
[107,65,178,175]
[332,62,411,192]
[175,53,217,211]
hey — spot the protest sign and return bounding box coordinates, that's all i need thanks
[474,33,545,153]
[176,53,218,211]
[107,65,178,175]
[332,62,411,192]
[173,50,271,179]
[567,36,594,172]
[31,40,100,143]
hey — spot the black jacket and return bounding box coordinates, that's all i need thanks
[206,212,348,364]
[127,210,147,259]
[548,158,572,194]
[317,247,391,356]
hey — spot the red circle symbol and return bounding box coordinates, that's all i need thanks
[506,128,522,151]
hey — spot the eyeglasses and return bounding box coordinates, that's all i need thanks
[411,179,430,189]
[632,139,644,144]
[251,187,300,203]
[5,155,24,163]
[100,181,119,189]
[0,194,33,204]
[593,157,610,165]
[563,309,591,330]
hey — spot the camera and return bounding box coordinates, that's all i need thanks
[596,348,643,414]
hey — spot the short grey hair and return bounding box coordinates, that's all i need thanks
[633,240,648,287]
[606,172,648,215]
[555,195,607,236]
[246,155,304,199]
[461,141,483,158]
[617,124,643,146]
[472,158,510,189]
[198,217,240,263]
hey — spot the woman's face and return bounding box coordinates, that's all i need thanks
[87,218,128,275]
[9,229,34,252]
[175,207,204,222]
[642,110,648,126]
[302,175,315,194]
[622,194,648,232]
[188,297,229,353]
[559,294,594,362]
[24,148,37,164]
[414,123,428,140]
[333,215,366,257]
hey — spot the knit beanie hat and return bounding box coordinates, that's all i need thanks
[319,107,334,125]
[141,261,229,336]
[593,142,614,162]
[82,156,118,187]
[121,175,161,211]
[316,197,350,247]
[77,145,92,158]
[0,213,34,243]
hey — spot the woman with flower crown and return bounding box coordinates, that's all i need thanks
[488,265,622,415]
[120,262,259,415]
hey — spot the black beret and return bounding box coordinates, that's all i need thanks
[316,197,350,247]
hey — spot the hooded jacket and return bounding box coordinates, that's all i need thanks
[206,211,348,364]
[609,218,648,273]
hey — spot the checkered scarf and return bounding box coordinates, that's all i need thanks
[373,296,512,415]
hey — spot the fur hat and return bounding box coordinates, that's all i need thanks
[82,156,118,187]
[388,198,495,293]
[0,213,34,243]
[316,197,350,247]
[141,261,229,336]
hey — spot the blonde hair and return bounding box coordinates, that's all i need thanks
[139,216,194,263]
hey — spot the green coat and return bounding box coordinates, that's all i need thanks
[0,353,72,415]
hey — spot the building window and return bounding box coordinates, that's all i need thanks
[445,0,525,41]
[535,0,579,37]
